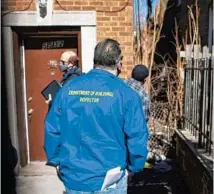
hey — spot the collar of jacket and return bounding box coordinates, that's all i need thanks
[128,78,142,86]
[89,68,118,79]
[63,66,79,79]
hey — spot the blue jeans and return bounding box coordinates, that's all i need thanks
[65,175,128,194]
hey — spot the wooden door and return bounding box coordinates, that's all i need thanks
[24,36,80,161]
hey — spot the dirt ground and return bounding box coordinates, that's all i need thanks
[128,162,191,194]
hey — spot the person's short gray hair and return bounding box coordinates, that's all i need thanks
[93,38,122,69]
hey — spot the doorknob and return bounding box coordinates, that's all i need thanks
[28,108,34,115]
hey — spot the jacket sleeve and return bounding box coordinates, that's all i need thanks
[124,93,149,173]
[44,88,64,167]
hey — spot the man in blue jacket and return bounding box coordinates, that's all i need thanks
[44,38,149,194]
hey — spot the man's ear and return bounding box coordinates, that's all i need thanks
[117,62,122,70]
[68,56,73,64]
[69,56,79,64]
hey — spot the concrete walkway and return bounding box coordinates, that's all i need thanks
[16,161,190,194]
[16,162,64,194]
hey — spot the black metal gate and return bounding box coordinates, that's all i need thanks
[183,46,213,155]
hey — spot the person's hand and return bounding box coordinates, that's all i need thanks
[45,94,52,104]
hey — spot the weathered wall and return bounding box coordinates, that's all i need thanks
[175,130,213,194]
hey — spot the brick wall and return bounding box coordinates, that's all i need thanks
[2,0,36,11]
[2,0,134,78]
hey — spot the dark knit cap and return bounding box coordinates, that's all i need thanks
[132,64,149,81]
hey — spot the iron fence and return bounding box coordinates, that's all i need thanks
[183,46,213,155]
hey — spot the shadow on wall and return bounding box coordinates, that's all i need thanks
[2,44,18,194]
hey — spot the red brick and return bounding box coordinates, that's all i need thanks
[98,27,111,31]
[124,42,133,46]
[125,6,133,12]
[118,11,129,17]
[68,6,81,10]
[16,5,25,9]
[97,31,104,37]
[98,37,107,41]
[119,1,128,6]
[126,27,133,32]
[112,27,126,31]
[104,12,119,16]
[119,22,133,26]
[103,22,119,26]
[89,1,103,6]
[74,1,88,6]
[56,1,73,5]
[125,46,133,52]
[97,22,104,26]
[112,16,126,21]
[81,6,95,10]
[125,63,134,68]
[112,6,127,11]
[16,2,31,5]
[96,6,112,11]
[103,1,119,7]
[118,36,126,42]
[119,32,132,36]
[97,17,111,21]
[105,31,118,36]
[120,46,126,51]
[122,51,133,56]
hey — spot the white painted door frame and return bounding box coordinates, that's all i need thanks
[2,11,96,167]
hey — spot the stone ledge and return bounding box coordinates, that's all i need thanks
[175,129,213,175]
[175,129,213,194]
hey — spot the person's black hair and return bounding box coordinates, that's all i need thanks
[93,38,121,69]
[132,64,149,82]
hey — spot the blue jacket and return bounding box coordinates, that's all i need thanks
[44,69,149,192]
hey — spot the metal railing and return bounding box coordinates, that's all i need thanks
[183,45,213,155]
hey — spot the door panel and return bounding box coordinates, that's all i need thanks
[25,36,80,161]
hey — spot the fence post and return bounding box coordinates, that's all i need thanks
[197,46,203,147]
[202,46,210,150]
[184,45,192,131]
[212,46,214,152]
[193,45,200,138]
[206,46,213,153]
